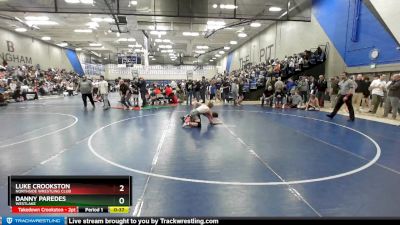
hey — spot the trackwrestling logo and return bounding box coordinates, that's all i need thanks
[1,217,65,225]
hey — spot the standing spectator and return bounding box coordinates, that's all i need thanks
[222,79,230,104]
[316,75,328,107]
[131,80,140,107]
[119,80,130,110]
[77,76,95,108]
[362,76,372,111]
[98,75,110,110]
[274,77,284,92]
[200,76,207,103]
[329,76,340,108]
[138,77,147,107]
[383,74,400,119]
[194,80,201,102]
[231,79,239,106]
[353,74,365,112]
[185,79,193,106]
[326,72,355,121]
[298,76,309,104]
[369,74,386,114]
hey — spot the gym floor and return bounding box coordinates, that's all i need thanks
[0,94,399,217]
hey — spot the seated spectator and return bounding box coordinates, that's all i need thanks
[288,90,304,108]
[261,86,274,107]
[273,89,286,109]
[305,92,320,111]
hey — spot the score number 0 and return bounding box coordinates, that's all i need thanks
[119,185,125,205]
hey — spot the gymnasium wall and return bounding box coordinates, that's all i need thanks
[105,64,218,81]
[219,13,346,78]
[220,0,400,77]
[0,27,73,71]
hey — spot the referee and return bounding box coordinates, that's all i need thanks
[327,72,355,121]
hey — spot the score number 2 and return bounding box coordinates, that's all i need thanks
[119,185,125,205]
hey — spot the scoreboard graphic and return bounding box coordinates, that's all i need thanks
[8,176,132,214]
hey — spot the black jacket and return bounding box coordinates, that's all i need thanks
[388,80,400,98]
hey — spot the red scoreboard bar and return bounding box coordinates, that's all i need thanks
[8,176,132,214]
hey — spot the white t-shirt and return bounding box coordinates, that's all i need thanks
[370,79,386,96]
[98,80,109,94]
[196,104,210,114]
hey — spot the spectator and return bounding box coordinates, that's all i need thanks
[316,75,328,107]
[185,79,194,106]
[353,74,364,112]
[98,75,110,110]
[369,74,386,114]
[77,76,95,108]
[383,74,400,119]
[305,92,320,111]
[329,76,340,108]
[138,77,147,107]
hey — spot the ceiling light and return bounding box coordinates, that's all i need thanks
[151,58,156,61]
[163,39,171,43]
[250,22,261,27]
[25,16,49,21]
[86,22,99,29]
[103,18,114,23]
[224,46,230,50]
[74,29,92,33]
[75,48,82,51]
[209,59,214,62]
[57,42,68,47]
[220,4,238,9]
[117,38,135,42]
[212,4,218,8]
[269,6,282,12]
[182,32,199,36]
[134,49,142,53]
[89,43,102,47]
[161,49,173,53]
[91,17,103,22]
[215,54,221,57]
[218,51,225,54]
[65,0,93,3]
[148,25,169,31]
[80,0,94,4]
[128,44,141,48]
[212,57,216,60]
[155,39,162,43]
[195,50,206,54]
[26,21,58,26]
[159,45,172,49]
[196,46,209,49]
[207,21,226,26]
[150,31,166,35]
[130,1,137,5]
[15,28,27,32]
[230,40,238,45]
[207,21,226,30]
[41,36,51,41]
[104,57,108,59]
[238,33,247,38]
